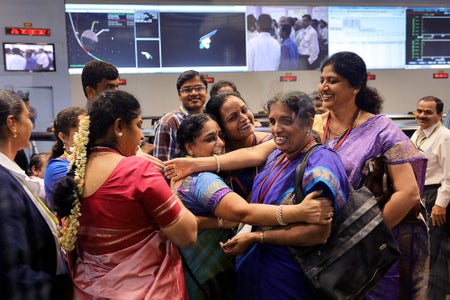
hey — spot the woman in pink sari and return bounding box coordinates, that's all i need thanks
[53,90,197,299]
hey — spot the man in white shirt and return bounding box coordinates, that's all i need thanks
[247,13,280,71]
[36,48,50,71]
[247,14,258,41]
[6,48,26,70]
[411,96,450,300]
[295,14,319,70]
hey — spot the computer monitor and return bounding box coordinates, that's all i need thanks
[3,42,56,72]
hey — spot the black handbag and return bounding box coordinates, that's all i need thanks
[289,146,401,300]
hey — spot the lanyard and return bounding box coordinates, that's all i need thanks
[257,137,314,203]
[415,123,441,150]
[322,109,360,151]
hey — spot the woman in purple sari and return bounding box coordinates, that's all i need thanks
[317,51,428,300]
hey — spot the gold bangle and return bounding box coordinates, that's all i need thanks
[277,205,288,226]
[217,217,223,228]
[259,230,265,244]
[213,154,221,173]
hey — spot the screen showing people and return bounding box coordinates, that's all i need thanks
[3,43,56,72]
[64,4,450,74]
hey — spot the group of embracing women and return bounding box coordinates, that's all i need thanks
[0,51,427,300]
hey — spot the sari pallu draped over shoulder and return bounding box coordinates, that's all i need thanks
[325,115,427,191]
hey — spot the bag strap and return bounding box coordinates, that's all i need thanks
[294,144,320,203]
[295,145,380,236]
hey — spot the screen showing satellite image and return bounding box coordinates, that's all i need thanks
[65,4,247,74]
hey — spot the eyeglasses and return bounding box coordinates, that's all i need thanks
[179,85,206,93]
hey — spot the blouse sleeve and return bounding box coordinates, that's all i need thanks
[191,172,232,214]
[132,157,182,227]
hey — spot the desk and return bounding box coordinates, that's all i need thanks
[31,131,55,141]
[142,116,161,129]
[143,129,155,143]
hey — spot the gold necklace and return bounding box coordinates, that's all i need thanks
[328,126,349,137]
[328,110,361,137]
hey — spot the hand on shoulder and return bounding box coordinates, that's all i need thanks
[136,148,165,171]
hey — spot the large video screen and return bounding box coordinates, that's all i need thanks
[405,7,450,69]
[65,4,247,74]
[328,6,406,69]
[65,4,450,73]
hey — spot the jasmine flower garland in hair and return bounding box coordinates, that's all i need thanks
[59,116,90,252]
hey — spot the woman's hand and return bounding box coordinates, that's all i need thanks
[164,157,197,180]
[298,191,334,225]
[220,232,259,255]
[136,148,165,171]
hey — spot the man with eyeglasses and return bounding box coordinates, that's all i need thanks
[153,70,208,161]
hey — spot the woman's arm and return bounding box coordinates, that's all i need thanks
[196,215,239,230]
[220,223,331,255]
[160,195,198,248]
[164,140,277,181]
[382,162,420,228]
[214,190,334,226]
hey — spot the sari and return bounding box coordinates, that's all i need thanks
[73,156,187,299]
[177,172,236,300]
[322,114,428,300]
[236,145,349,299]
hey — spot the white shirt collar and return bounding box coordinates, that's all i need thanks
[0,152,40,196]
[421,122,441,138]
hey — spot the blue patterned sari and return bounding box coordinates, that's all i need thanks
[236,145,350,299]
[177,172,236,300]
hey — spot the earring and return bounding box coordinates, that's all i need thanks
[353,90,357,94]
[13,130,17,138]
[118,132,123,137]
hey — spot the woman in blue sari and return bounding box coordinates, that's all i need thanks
[172,113,336,300]
[167,93,350,298]
[220,91,350,299]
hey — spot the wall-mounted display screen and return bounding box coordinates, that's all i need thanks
[3,42,56,72]
[405,7,450,69]
[66,4,247,74]
[65,4,450,73]
[328,6,406,69]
